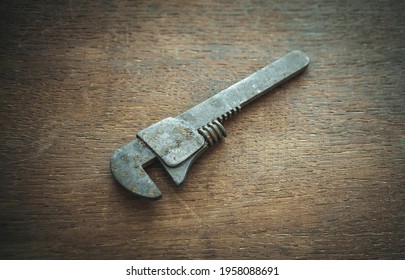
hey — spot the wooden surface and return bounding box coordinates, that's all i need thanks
[0,0,404,259]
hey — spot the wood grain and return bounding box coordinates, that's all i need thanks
[0,0,404,259]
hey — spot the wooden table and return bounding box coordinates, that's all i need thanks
[1,0,404,259]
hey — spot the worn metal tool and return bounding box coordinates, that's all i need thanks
[111,50,309,199]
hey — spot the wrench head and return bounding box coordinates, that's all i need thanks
[110,138,162,199]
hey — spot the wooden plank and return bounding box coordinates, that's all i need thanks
[0,0,404,259]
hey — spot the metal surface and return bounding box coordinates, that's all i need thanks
[138,117,205,167]
[111,50,309,199]
[110,138,161,198]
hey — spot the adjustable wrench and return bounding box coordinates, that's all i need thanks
[111,50,309,199]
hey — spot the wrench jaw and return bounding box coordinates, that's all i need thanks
[110,139,162,200]
[110,138,207,199]
[110,119,209,199]
[161,143,208,186]
[136,116,209,187]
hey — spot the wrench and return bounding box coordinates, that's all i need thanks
[111,50,309,199]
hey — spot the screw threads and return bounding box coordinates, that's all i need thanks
[217,106,241,122]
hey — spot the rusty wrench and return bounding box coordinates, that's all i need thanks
[111,50,309,199]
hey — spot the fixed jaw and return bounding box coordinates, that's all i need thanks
[110,138,161,199]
